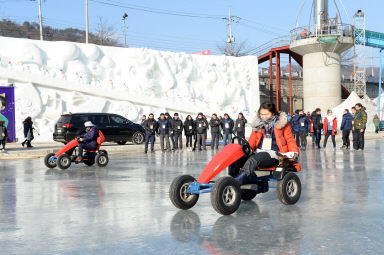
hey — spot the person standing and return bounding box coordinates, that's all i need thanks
[158,113,171,152]
[323,110,337,149]
[311,108,323,149]
[221,113,234,146]
[140,115,147,126]
[195,112,208,151]
[171,113,183,152]
[22,116,34,148]
[373,114,380,133]
[0,120,7,152]
[352,103,367,151]
[184,115,195,151]
[165,112,175,150]
[143,113,158,153]
[290,110,300,146]
[209,113,221,150]
[309,116,315,145]
[294,110,311,151]
[340,109,353,150]
[218,115,223,141]
[235,112,247,140]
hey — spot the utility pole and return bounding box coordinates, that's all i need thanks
[38,0,43,40]
[225,8,235,56]
[86,0,89,44]
[122,13,128,47]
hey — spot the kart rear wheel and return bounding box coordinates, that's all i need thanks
[169,175,199,210]
[277,172,301,205]
[57,154,71,170]
[44,153,57,168]
[95,153,109,167]
[240,190,257,201]
[211,176,241,215]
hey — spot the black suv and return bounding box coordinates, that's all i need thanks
[53,113,145,145]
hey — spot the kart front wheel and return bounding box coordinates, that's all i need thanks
[277,172,301,205]
[169,175,199,210]
[44,153,57,168]
[57,154,71,170]
[211,176,241,215]
[95,153,109,167]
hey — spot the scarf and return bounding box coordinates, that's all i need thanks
[251,115,278,131]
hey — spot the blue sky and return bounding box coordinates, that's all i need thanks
[0,0,383,66]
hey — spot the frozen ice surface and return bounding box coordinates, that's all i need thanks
[1,140,384,254]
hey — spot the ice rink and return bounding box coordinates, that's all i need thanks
[1,140,384,254]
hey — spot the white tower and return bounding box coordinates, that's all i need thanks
[290,0,354,112]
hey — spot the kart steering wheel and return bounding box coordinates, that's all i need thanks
[231,136,252,157]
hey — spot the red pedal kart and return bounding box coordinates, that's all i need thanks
[44,130,109,170]
[169,137,302,215]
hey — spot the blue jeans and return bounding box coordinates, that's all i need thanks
[145,134,155,152]
[223,133,232,146]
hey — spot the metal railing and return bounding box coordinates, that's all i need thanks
[250,36,290,56]
[290,23,354,44]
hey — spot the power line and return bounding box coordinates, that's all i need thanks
[89,0,224,20]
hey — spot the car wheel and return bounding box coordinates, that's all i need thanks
[57,154,71,170]
[277,172,301,205]
[95,153,109,167]
[117,141,127,145]
[211,177,241,215]
[132,131,145,145]
[44,153,57,168]
[169,175,199,210]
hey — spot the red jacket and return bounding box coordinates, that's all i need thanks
[248,113,301,171]
[309,118,314,133]
[323,116,337,136]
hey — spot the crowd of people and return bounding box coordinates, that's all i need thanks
[289,103,369,151]
[140,112,247,153]
[141,102,372,154]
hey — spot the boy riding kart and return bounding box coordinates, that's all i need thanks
[75,121,100,162]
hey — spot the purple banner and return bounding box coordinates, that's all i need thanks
[0,86,16,142]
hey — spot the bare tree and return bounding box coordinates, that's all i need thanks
[91,17,118,46]
[217,40,253,57]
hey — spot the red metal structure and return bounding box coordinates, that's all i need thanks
[258,45,303,115]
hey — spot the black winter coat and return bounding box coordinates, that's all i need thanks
[221,118,234,134]
[184,119,195,136]
[311,112,323,131]
[235,118,247,133]
[209,118,221,133]
[157,118,171,135]
[171,118,184,134]
[143,119,158,135]
[195,118,208,134]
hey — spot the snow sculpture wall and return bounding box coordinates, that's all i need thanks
[0,36,259,142]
